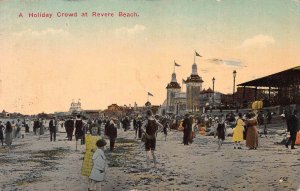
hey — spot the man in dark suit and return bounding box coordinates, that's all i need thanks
[285,110,299,149]
[182,113,192,145]
[49,117,57,141]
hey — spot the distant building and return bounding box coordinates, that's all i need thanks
[161,62,203,115]
[185,63,204,112]
[82,110,102,119]
[220,87,265,108]
[166,72,181,114]
[237,66,300,108]
[174,92,187,115]
[104,104,123,118]
[0,110,9,118]
[199,88,221,108]
[69,99,82,114]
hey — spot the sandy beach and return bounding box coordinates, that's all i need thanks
[0,127,299,191]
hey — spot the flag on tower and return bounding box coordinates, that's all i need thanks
[148,92,154,96]
[174,61,180,67]
[195,51,202,57]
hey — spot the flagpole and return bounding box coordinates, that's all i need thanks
[194,50,196,64]
[173,60,175,73]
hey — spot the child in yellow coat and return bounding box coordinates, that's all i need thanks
[232,113,244,149]
[81,125,101,190]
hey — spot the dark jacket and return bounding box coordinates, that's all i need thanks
[104,121,110,136]
[107,123,117,138]
[182,117,192,133]
[5,122,13,133]
[49,120,56,132]
[146,119,158,137]
[0,124,4,139]
[65,119,74,131]
[75,120,84,137]
[287,115,299,134]
[33,120,40,129]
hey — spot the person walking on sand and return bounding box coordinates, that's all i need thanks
[89,139,107,191]
[163,120,169,141]
[5,121,13,147]
[75,115,85,145]
[107,119,117,151]
[65,117,75,141]
[82,126,102,190]
[96,119,102,136]
[214,118,226,150]
[133,117,137,135]
[245,113,259,150]
[136,116,143,139]
[33,119,39,135]
[14,120,21,139]
[122,116,130,131]
[104,119,110,137]
[24,121,30,133]
[232,113,244,149]
[39,118,44,135]
[141,110,163,168]
[0,121,5,146]
[285,110,299,149]
[49,117,57,142]
[182,113,192,145]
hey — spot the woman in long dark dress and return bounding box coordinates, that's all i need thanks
[0,121,5,146]
[214,117,226,150]
[5,121,13,146]
[245,113,259,149]
[163,121,169,141]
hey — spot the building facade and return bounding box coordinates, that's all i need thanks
[69,99,82,114]
[166,72,181,114]
[162,62,204,115]
[185,63,203,112]
[199,88,222,108]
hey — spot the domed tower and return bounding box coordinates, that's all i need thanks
[166,72,181,114]
[185,63,203,112]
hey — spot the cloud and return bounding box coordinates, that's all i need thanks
[207,58,246,68]
[13,28,69,37]
[115,24,146,36]
[199,69,209,73]
[238,34,275,48]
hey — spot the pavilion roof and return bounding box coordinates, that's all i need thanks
[237,66,300,87]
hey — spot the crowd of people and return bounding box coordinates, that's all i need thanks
[0,108,299,191]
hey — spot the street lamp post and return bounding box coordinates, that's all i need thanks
[212,77,215,107]
[233,70,237,104]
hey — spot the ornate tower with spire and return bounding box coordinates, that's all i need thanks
[185,63,203,112]
[166,72,181,114]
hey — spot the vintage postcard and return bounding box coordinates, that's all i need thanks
[0,0,299,191]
